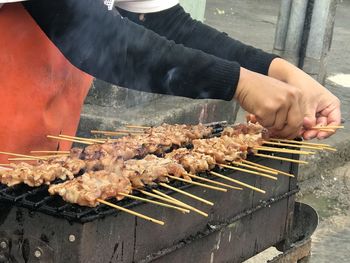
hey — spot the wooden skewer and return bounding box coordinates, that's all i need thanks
[219,164,278,180]
[254,153,308,164]
[151,189,208,217]
[0,165,12,170]
[47,135,94,145]
[187,174,243,190]
[262,141,324,150]
[317,128,336,132]
[269,139,336,151]
[8,154,69,161]
[59,135,105,144]
[139,190,194,213]
[159,183,214,206]
[322,147,337,152]
[167,175,227,192]
[114,129,144,133]
[269,138,330,147]
[209,171,266,194]
[91,130,136,136]
[118,193,190,213]
[312,125,344,129]
[97,198,164,225]
[125,125,151,129]
[254,146,314,155]
[30,150,71,154]
[241,160,294,177]
[0,151,45,160]
[232,161,278,175]
[138,190,186,206]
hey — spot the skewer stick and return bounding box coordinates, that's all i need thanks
[269,138,330,147]
[8,158,40,161]
[262,141,324,151]
[159,183,214,206]
[0,151,45,160]
[241,160,294,177]
[125,125,151,129]
[219,164,278,180]
[59,135,105,144]
[322,147,337,152]
[254,153,308,164]
[141,189,205,216]
[30,150,71,154]
[139,190,185,205]
[151,189,209,217]
[8,154,68,161]
[254,146,315,155]
[311,125,344,129]
[209,171,266,194]
[317,128,336,132]
[118,193,190,213]
[47,135,94,145]
[0,167,13,171]
[167,175,227,192]
[114,129,144,133]
[187,174,243,190]
[91,130,135,136]
[96,198,164,225]
[231,161,278,175]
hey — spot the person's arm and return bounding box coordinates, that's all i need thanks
[23,0,239,101]
[268,58,341,139]
[23,0,305,139]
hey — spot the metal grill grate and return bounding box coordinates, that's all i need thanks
[0,169,230,223]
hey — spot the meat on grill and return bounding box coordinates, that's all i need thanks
[122,155,190,188]
[48,170,132,207]
[48,155,189,206]
[81,124,213,171]
[0,122,265,189]
[0,162,74,187]
[165,148,216,174]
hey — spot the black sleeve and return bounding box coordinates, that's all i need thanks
[117,5,278,77]
[23,0,240,101]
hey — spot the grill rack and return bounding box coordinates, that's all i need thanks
[0,121,282,223]
[0,168,232,223]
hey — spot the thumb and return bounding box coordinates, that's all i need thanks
[303,110,316,129]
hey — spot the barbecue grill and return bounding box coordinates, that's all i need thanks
[0,121,320,263]
[0,155,312,263]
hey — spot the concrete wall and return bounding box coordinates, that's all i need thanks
[180,0,207,21]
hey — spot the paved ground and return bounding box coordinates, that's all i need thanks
[204,0,350,262]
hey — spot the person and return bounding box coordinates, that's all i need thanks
[0,0,341,163]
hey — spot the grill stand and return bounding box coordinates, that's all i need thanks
[0,156,317,263]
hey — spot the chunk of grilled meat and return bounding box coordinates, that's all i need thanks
[121,155,190,188]
[48,170,132,207]
[0,162,74,187]
[165,148,216,174]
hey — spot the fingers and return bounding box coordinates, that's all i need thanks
[303,116,333,140]
[273,106,290,130]
[273,101,303,139]
[302,100,341,140]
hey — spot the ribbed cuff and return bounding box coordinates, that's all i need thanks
[199,59,241,101]
[249,51,279,76]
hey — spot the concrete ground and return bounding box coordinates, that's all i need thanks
[204,0,350,262]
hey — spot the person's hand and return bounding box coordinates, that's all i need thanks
[235,67,304,139]
[269,58,341,140]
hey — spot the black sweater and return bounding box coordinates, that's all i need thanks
[23,0,274,101]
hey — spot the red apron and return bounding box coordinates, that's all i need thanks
[0,4,93,163]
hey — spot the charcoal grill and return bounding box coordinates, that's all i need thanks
[0,150,314,263]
